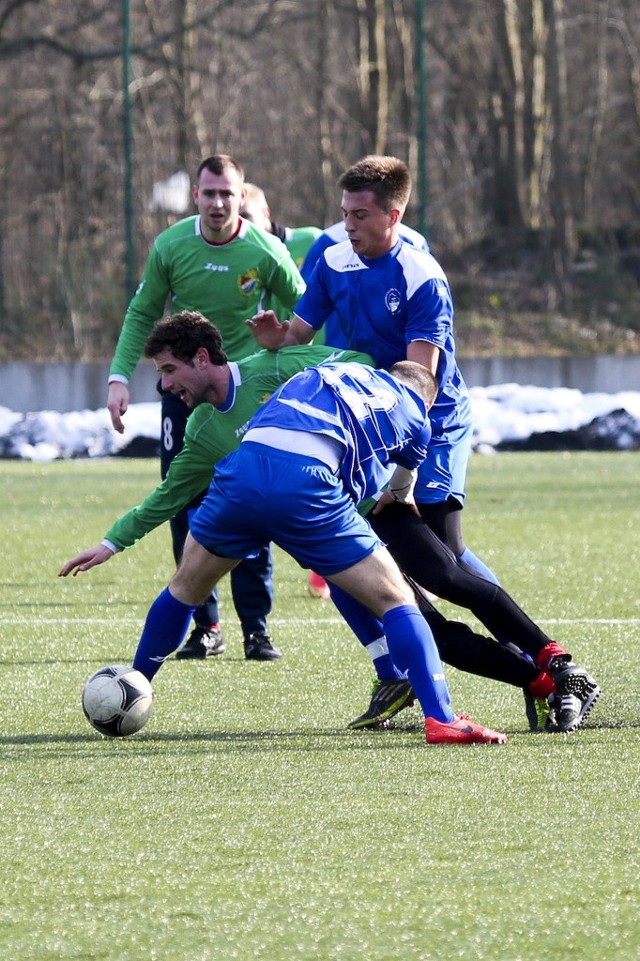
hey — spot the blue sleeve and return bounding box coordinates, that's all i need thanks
[300,233,335,282]
[390,418,432,470]
[404,278,454,350]
[294,258,336,331]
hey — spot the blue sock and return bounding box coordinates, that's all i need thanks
[133,587,196,680]
[382,604,454,723]
[460,546,500,585]
[329,583,403,681]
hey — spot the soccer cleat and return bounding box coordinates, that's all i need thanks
[348,678,415,729]
[425,714,508,744]
[176,624,225,659]
[523,690,555,732]
[307,571,331,600]
[244,633,282,661]
[547,657,601,732]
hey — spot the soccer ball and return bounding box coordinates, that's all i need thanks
[82,665,155,737]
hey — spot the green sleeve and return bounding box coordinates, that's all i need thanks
[109,244,172,380]
[264,250,306,317]
[104,423,216,551]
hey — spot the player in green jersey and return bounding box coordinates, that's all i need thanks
[107,155,306,662]
[66,311,371,576]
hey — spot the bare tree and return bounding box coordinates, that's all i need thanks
[1,0,639,358]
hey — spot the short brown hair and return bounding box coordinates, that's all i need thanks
[338,156,411,214]
[389,361,438,408]
[144,311,228,366]
[195,154,244,183]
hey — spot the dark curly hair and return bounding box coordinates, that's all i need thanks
[144,311,228,366]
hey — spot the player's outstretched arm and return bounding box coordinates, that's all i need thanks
[59,544,116,577]
[247,311,315,350]
[107,382,130,434]
[246,310,291,349]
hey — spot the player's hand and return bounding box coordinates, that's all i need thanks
[58,545,115,577]
[107,382,130,434]
[371,491,420,516]
[246,310,290,349]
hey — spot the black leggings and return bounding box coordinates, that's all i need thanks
[418,497,465,556]
[369,503,556,661]
[406,576,538,688]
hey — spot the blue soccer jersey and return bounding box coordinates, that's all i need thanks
[295,239,472,432]
[244,362,432,505]
[301,222,431,348]
[300,221,430,282]
[295,236,473,503]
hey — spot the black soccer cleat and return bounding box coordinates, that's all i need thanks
[348,678,415,729]
[547,657,601,732]
[176,625,226,659]
[244,633,282,661]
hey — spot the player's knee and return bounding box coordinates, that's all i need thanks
[378,577,415,611]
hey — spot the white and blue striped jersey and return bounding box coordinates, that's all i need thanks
[245,362,432,505]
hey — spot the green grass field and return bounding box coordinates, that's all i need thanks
[1,453,639,961]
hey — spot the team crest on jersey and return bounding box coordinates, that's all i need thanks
[238,269,259,296]
[385,288,401,313]
[259,392,273,404]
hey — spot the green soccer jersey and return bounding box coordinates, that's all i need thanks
[284,225,323,270]
[104,345,373,551]
[110,217,306,380]
[263,225,322,321]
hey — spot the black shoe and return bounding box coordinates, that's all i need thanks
[547,656,601,732]
[176,625,225,659]
[244,633,282,661]
[348,678,415,729]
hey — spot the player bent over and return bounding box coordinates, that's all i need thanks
[131,360,506,744]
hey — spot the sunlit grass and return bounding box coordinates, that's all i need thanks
[1,454,639,961]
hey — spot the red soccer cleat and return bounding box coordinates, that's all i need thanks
[425,714,507,744]
[307,571,331,600]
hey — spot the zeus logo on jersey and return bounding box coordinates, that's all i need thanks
[204,263,230,272]
[385,289,401,313]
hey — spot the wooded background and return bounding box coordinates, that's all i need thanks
[1,0,639,361]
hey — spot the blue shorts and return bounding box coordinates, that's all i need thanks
[414,420,473,505]
[189,442,382,576]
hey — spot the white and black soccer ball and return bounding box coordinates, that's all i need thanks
[82,665,155,737]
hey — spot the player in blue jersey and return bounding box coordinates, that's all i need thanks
[299,218,432,599]
[131,358,507,744]
[300,218,430,348]
[248,155,600,733]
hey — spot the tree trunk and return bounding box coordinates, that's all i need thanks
[546,0,575,308]
[493,0,526,228]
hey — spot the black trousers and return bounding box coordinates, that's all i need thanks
[369,502,555,662]
[159,388,273,636]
